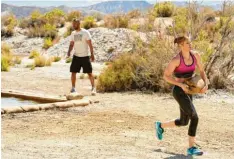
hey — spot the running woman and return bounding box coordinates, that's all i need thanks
[67,18,96,95]
[155,36,209,156]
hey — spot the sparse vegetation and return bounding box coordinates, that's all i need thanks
[104,15,129,28]
[34,55,52,67]
[82,16,97,29]
[43,37,53,49]
[29,50,40,59]
[63,25,74,38]
[153,2,175,17]
[97,37,174,92]
[66,57,72,63]
[1,14,17,37]
[67,11,82,22]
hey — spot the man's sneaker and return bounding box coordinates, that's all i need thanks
[70,87,76,93]
[91,87,96,96]
[155,121,164,140]
[187,146,203,156]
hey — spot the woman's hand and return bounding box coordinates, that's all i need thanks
[179,83,189,93]
[200,85,208,94]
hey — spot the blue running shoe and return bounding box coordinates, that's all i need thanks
[155,121,164,140]
[187,146,203,156]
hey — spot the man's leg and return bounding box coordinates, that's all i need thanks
[71,72,77,92]
[88,73,95,88]
[71,72,76,88]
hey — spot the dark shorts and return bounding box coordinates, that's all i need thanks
[70,56,92,73]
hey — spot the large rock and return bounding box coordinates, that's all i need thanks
[2,29,44,55]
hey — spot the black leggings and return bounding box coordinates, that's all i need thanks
[173,86,199,137]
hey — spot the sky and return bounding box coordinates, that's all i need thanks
[1,0,225,7]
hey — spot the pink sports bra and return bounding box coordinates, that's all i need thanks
[174,52,196,78]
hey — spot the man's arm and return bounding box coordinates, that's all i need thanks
[87,40,94,62]
[67,41,74,58]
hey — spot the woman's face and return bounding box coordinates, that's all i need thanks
[180,40,192,52]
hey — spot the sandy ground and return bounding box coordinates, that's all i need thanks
[1,60,234,159]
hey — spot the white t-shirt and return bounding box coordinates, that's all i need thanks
[70,29,92,57]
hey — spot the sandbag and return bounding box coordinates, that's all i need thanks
[21,105,40,112]
[3,107,24,114]
[184,74,205,94]
[66,92,84,100]
[54,101,75,108]
[39,104,56,110]
[71,99,90,107]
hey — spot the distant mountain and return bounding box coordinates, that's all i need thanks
[1,3,105,18]
[1,3,49,18]
[85,1,152,14]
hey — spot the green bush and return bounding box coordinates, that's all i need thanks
[66,57,72,63]
[97,38,174,92]
[67,11,82,22]
[82,16,97,29]
[154,2,175,17]
[1,43,13,71]
[104,15,129,28]
[1,14,17,37]
[1,56,10,71]
[44,9,65,27]
[43,37,53,49]
[53,56,61,62]
[34,56,52,67]
[27,24,57,39]
[29,50,40,59]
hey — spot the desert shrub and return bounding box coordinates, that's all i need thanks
[34,56,52,67]
[129,24,140,31]
[104,15,129,28]
[127,9,141,19]
[13,56,22,64]
[154,2,175,17]
[107,47,115,53]
[27,24,57,39]
[80,73,85,79]
[97,37,174,92]
[29,50,40,59]
[43,37,53,49]
[82,16,97,29]
[1,56,10,71]
[1,43,13,71]
[44,9,65,27]
[1,14,17,37]
[92,12,103,21]
[66,57,72,63]
[52,56,61,62]
[67,11,82,21]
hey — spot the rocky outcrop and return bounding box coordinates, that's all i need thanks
[2,27,44,55]
[46,27,149,62]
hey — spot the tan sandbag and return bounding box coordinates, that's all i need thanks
[184,74,205,94]
[71,99,90,107]
[3,107,24,114]
[21,105,40,112]
[39,104,56,110]
[54,101,75,108]
[1,109,5,114]
[66,92,84,100]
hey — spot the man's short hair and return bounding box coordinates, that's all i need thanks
[72,18,80,23]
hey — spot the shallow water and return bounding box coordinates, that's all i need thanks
[1,97,40,107]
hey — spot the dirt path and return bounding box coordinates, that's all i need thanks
[2,61,234,159]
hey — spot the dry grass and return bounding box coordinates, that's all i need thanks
[34,56,52,67]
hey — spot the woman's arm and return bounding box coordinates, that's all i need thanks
[163,58,189,92]
[194,53,209,93]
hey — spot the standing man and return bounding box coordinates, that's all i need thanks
[67,18,96,95]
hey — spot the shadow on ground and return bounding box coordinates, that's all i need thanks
[153,149,194,159]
